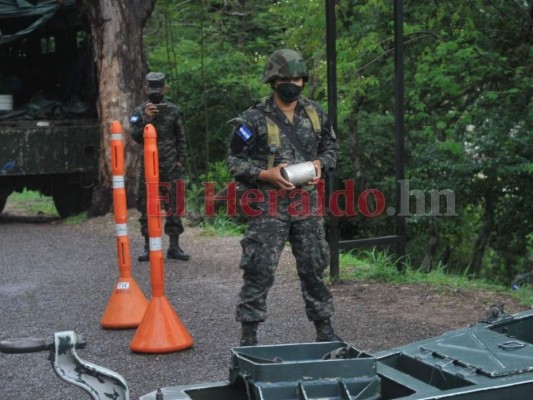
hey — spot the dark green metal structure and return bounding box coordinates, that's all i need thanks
[3,305,533,399]
[139,308,533,400]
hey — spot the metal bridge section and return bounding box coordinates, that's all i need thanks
[3,309,533,399]
[140,308,533,400]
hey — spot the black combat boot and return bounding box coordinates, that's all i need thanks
[240,322,259,346]
[138,237,149,262]
[167,235,190,261]
[314,319,342,342]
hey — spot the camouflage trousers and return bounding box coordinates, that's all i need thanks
[136,163,184,238]
[236,215,333,323]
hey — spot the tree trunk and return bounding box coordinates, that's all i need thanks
[347,95,364,184]
[470,194,495,276]
[420,221,439,273]
[83,0,157,216]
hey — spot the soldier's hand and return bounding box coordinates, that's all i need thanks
[258,164,295,190]
[308,159,322,185]
[144,103,159,121]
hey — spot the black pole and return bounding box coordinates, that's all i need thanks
[394,0,407,269]
[325,1,338,135]
[325,0,340,280]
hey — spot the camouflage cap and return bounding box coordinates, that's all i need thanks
[263,49,309,83]
[146,72,165,94]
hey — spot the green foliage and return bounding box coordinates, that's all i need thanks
[339,248,406,283]
[145,1,278,179]
[342,249,472,287]
[185,159,246,235]
[8,190,58,217]
[339,249,533,307]
[63,212,88,225]
[185,159,233,213]
[144,0,532,283]
[7,190,89,223]
[204,160,234,191]
[199,209,246,237]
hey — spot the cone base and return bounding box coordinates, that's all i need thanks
[130,296,194,353]
[101,277,149,329]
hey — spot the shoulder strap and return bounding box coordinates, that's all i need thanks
[266,118,281,169]
[265,112,315,162]
[303,104,321,135]
[261,101,321,168]
[258,97,282,169]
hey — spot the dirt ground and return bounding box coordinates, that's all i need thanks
[0,203,529,399]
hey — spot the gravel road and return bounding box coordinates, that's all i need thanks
[0,209,526,399]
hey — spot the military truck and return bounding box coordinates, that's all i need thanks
[0,0,99,218]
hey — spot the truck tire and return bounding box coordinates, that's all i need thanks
[0,196,7,215]
[52,185,92,218]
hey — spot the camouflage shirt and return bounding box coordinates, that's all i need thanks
[130,100,187,168]
[228,95,338,185]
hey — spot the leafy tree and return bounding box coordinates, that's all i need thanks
[144,0,281,177]
[140,0,532,281]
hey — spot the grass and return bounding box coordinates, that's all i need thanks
[63,212,89,225]
[337,248,533,308]
[197,213,533,308]
[7,189,58,216]
[199,211,246,237]
[6,190,88,224]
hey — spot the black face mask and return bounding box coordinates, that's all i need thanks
[275,83,302,103]
[148,93,164,104]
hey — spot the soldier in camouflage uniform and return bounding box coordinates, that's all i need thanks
[228,49,340,346]
[130,72,189,262]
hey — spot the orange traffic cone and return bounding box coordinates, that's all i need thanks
[130,123,193,353]
[101,121,148,329]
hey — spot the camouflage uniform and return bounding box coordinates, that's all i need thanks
[228,94,339,324]
[130,99,187,239]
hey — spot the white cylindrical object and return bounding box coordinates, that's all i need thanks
[281,161,316,186]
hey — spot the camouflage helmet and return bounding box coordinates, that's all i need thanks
[146,72,165,94]
[262,49,309,84]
